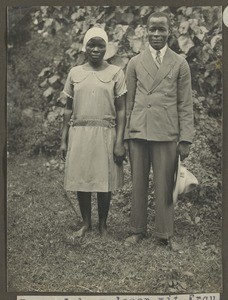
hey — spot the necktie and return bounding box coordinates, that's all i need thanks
[155,50,161,68]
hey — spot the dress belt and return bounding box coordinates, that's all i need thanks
[69,118,116,128]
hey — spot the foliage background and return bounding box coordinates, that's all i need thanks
[7,6,222,293]
[8,6,222,155]
[7,4,222,209]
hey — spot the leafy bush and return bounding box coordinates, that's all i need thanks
[8,6,222,170]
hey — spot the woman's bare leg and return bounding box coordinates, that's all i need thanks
[97,192,111,236]
[76,191,92,237]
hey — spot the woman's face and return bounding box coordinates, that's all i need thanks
[85,37,106,64]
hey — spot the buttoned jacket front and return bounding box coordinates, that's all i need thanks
[124,46,194,143]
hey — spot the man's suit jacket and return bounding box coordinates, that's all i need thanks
[124,46,194,143]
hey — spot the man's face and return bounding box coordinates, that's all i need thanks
[147,16,170,50]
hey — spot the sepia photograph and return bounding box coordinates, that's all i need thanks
[6,4,223,296]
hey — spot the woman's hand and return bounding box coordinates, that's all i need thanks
[59,142,67,162]
[124,140,129,161]
[113,143,126,166]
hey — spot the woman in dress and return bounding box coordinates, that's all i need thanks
[60,27,126,238]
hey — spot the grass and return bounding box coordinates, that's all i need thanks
[7,153,222,294]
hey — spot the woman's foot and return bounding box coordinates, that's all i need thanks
[99,225,110,238]
[66,226,91,244]
[75,225,91,237]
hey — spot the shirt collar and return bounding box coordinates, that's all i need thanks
[149,44,167,61]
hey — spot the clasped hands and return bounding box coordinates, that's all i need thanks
[113,143,127,166]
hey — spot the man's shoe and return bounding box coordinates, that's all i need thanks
[169,238,183,253]
[124,233,144,247]
[157,237,183,253]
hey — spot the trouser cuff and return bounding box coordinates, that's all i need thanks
[155,231,173,239]
[130,226,147,234]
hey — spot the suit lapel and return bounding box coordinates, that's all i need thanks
[149,48,176,93]
[141,48,158,81]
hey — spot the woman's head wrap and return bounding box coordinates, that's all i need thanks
[82,27,108,52]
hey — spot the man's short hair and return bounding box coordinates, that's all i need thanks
[146,11,171,28]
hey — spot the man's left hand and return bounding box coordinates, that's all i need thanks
[177,141,191,161]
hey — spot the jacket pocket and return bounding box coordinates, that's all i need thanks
[163,105,178,133]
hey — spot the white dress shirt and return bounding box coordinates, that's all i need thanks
[149,44,168,64]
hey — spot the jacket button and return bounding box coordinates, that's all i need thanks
[147,104,151,108]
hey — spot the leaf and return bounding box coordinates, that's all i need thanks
[116,6,129,14]
[159,6,169,12]
[43,87,54,98]
[173,279,178,286]
[183,212,192,223]
[33,18,38,25]
[65,48,77,59]
[183,271,194,277]
[96,11,105,21]
[113,25,129,41]
[195,26,208,41]
[140,6,151,16]
[105,12,115,23]
[189,19,208,40]
[48,75,60,85]
[211,34,222,49]
[186,7,193,16]
[71,9,84,21]
[76,53,86,65]
[179,21,190,34]
[40,6,48,15]
[38,67,51,77]
[44,18,53,28]
[178,35,194,54]
[128,37,144,53]
[134,25,146,38]
[50,159,57,165]
[169,288,178,293]
[201,44,213,62]
[54,20,62,32]
[179,281,187,289]
[121,13,134,24]
[42,32,49,38]
[195,216,201,224]
[168,280,173,287]
[47,110,59,122]
[104,42,119,60]
[39,79,48,88]
[22,108,34,119]
[206,75,218,87]
[188,18,198,30]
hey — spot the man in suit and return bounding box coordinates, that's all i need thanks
[124,12,194,248]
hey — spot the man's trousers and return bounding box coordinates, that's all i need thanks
[129,139,177,239]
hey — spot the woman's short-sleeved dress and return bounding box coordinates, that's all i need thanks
[63,64,127,192]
